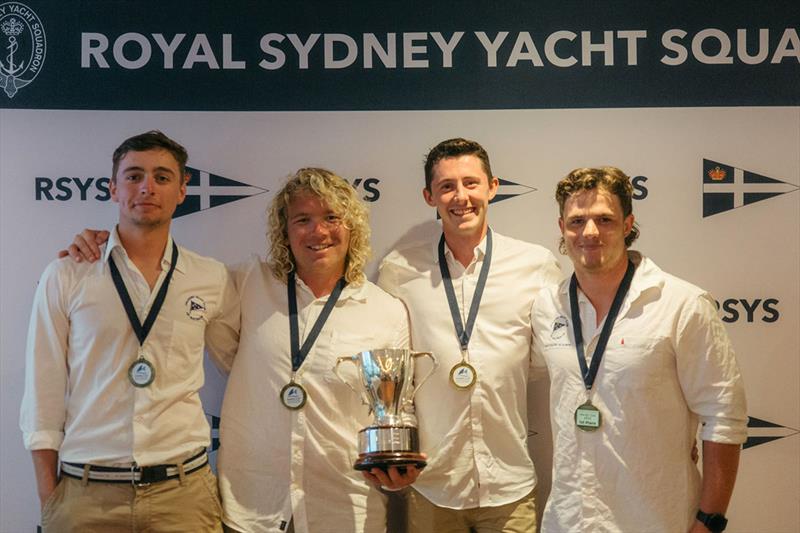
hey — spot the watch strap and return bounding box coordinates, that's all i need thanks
[696,509,728,533]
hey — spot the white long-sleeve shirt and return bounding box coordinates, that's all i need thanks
[217,258,410,533]
[378,230,562,509]
[20,228,240,466]
[532,252,748,533]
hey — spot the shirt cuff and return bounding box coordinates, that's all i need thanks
[23,430,64,451]
[698,417,748,445]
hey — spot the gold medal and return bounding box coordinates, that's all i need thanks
[280,381,307,409]
[449,362,477,389]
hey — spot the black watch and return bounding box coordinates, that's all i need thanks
[696,510,728,533]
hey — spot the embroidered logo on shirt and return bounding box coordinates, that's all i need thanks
[186,296,207,320]
[551,315,569,339]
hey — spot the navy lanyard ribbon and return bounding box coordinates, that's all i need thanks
[438,228,493,352]
[109,241,179,347]
[288,272,346,372]
[568,259,636,391]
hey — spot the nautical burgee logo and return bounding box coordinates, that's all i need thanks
[702,159,798,218]
[175,167,267,218]
[0,2,45,98]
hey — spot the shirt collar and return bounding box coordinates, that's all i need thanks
[103,227,185,275]
[431,229,490,266]
[293,274,369,303]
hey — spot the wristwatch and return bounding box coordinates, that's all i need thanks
[696,509,728,532]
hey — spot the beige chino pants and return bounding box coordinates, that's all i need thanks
[407,488,537,533]
[41,464,223,533]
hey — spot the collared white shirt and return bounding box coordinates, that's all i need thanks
[378,230,562,509]
[532,252,747,533]
[217,258,410,533]
[20,228,240,466]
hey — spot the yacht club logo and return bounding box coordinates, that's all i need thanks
[186,296,207,320]
[702,159,798,217]
[551,315,569,339]
[0,2,46,98]
[172,167,268,218]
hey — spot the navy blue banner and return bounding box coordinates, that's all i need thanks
[1,0,798,110]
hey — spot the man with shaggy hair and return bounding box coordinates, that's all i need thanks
[217,168,409,533]
[531,167,747,533]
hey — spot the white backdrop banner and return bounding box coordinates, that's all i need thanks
[1,108,798,532]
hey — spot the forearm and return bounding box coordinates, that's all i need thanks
[31,449,60,505]
[698,440,740,513]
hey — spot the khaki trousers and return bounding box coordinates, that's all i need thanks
[407,488,537,533]
[41,464,223,533]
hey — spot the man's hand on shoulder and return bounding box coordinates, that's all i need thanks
[57,229,109,262]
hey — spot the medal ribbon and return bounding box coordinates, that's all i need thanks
[438,228,493,353]
[109,241,179,348]
[568,259,636,391]
[288,272,347,372]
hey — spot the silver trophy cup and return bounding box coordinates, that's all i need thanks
[334,348,437,472]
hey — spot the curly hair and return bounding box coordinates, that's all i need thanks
[267,168,371,285]
[555,166,640,253]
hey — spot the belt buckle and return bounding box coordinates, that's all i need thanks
[137,464,168,485]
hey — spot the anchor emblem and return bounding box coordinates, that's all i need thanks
[0,17,25,77]
[0,3,46,99]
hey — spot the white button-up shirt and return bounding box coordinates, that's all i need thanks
[532,252,748,533]
[378,230,562,509]
[20,228,240,466]
[217,259,410,533]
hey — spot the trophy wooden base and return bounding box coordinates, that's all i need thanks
[354,452,427,473]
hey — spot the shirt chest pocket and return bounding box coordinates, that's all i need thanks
[599,335,672,390]
[165,320,206,380]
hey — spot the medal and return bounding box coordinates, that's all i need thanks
[128,356,155,387]
[280,381,307,410]
[110,241,179,389]
[449,362,477,389]
[569,259,636,430]
[285,272,346,409]
[439,229,492,390]
[574,400,601,431]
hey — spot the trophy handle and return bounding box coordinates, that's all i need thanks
[408,351,438,401]
[334,355,372,409]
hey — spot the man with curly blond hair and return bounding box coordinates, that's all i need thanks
[215,168,410,533]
